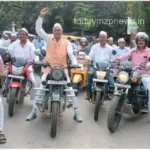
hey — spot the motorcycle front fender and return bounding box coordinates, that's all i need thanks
[9,82,22,88]
[94,83,105,92]
[114,90,124,96]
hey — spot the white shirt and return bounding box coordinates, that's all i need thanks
[8,40,36,61]
[0,39,11,48]
[35,16,77,65]
[89,43,113,63]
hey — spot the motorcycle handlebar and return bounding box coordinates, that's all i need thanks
[32,62,81,69]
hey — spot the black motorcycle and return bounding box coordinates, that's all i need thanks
[88,61,115,121]
[107,51,150,133]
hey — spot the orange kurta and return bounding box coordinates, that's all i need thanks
[42,36,68,75]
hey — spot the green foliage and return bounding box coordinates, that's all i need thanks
[0,1,150,40]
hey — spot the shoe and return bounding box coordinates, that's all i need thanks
[85,92,91,100]
[73,113,82,122]
[141,108,149,114]
[2,90,7,97]
[26,111,37,121]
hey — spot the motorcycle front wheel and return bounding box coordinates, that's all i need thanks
[94,91,102,121]
[8,88,18,117]
[107,95,124,133]
[51,102,59,138]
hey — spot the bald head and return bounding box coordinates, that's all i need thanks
[52,23,63,41]
[99,31,107,46]
[99,31,107,37]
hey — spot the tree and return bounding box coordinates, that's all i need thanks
[73,2,96,36]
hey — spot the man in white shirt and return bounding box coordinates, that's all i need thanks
[85,31,114,100]
[8,28,37,106]
[0,34,10,48]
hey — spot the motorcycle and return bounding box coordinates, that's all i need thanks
[88,60,115,121]
[34,62,79,138]
[107,50,150,133]
[71,51,88,95]
[5,56,32,117]
[33,47,46,76]
[0,48,12,91]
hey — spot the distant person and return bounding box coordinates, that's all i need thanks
[67,37,77,50]
[33,36,45,49]
[107,37,117,49]
[0,34,10,48]
[78,37,90,55]
[10,33,17,43]
[89,36,97,48]
[115,38,131,66]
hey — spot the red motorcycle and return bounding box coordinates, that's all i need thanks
[5,56,33,117]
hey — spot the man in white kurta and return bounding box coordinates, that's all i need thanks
[8,28,37,101]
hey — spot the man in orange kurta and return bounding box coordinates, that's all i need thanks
[26,8,82,122]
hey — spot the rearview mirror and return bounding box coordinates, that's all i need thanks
[112,50,116,55]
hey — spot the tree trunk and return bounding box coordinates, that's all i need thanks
[81,30,84,36]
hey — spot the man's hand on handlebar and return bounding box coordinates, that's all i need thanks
[145,64,150,71]
[111,59,120,64]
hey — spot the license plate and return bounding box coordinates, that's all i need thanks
[93,78,108,83]
[114,83,131,89]
[47,80,67,85]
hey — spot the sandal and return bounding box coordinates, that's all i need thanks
[0,131,7,144]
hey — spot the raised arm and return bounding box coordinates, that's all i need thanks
[35,8,50,44]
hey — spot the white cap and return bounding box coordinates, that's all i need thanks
[20,28,28,34]
[53,23,63,30]
[80,37,87,42]
[118,38,125,43]
[99,31,107,36]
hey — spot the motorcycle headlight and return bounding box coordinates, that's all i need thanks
[12,66,24,75]
[51,67,64,81]
[118,71,129,84]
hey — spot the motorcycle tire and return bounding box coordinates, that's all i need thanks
[51,102,59,138]
[107,95,123,133]
[19,91,25,105]
[8,88,18,117]
[94,91,102,121]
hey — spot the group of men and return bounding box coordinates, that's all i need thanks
[0,7,150,145]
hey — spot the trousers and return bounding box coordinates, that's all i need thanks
[32,75,78,110]
[27,72,37,100]
[0,96,4,131]
[141,76,150,111]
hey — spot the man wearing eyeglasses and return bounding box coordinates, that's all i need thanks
[115,38,131,67]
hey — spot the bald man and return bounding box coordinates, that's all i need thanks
[85,31,114,100]
[26,7,82,122]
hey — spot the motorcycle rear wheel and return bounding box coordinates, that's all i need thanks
[107,95,123,133]
[51,102,59,138]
